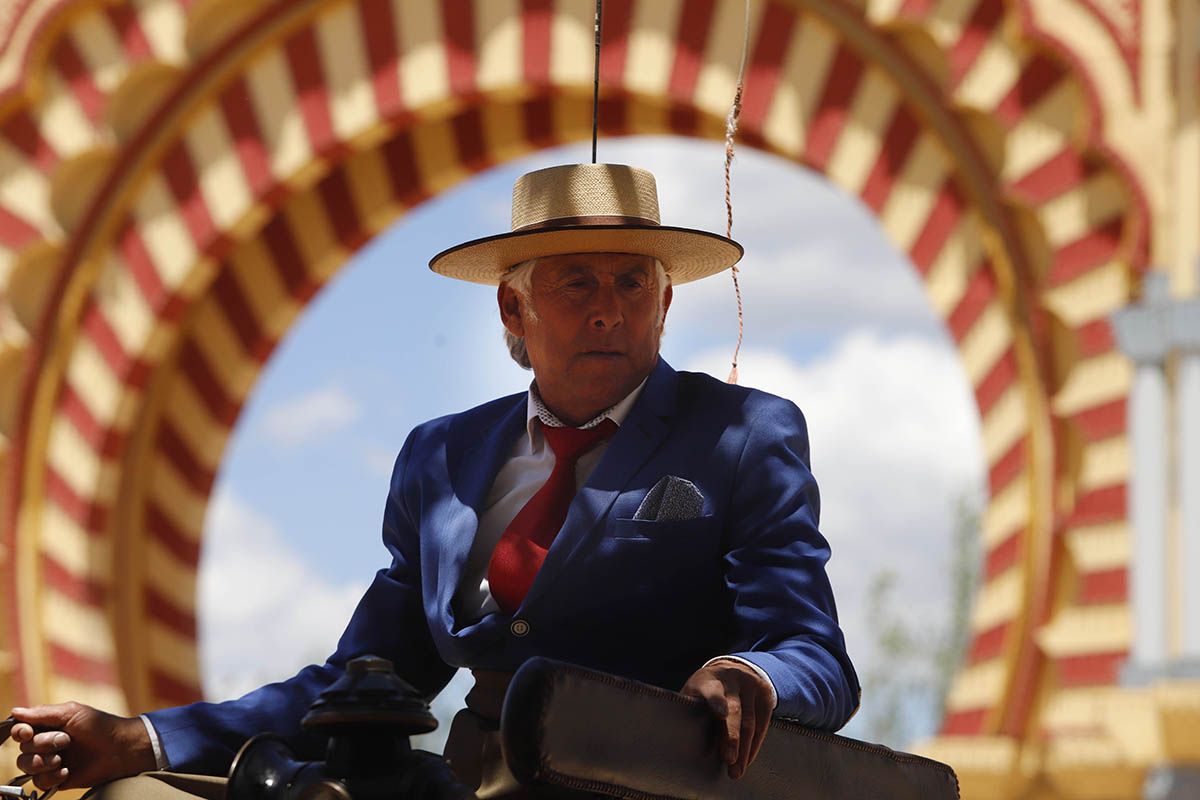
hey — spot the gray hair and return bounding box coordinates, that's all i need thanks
[502,257,670,370]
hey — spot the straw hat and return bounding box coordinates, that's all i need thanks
[428,163,743,285]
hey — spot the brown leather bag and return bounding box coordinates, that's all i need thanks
[500,659,960,800]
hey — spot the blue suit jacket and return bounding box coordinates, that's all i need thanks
[147,358,860,774]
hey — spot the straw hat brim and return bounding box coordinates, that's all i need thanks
[428,225,743,286]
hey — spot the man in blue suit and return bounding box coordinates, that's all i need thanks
[8,164,859,797]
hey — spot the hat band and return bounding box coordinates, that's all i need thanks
[513,214,660,232]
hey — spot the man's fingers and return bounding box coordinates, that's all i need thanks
[744,700,768,772]
[735,694,756,777]
[11,704,76,728]
[19,731,70,755]
[683,674,739,763]
[749,690,771,764]
[681,663,775,779]
[687,676,732,720]
[16,752,64,774]
[722,693,741,770]
[32,768,69,792]
[9,721,35,743]
[706,691,729,719]
[683,675,726,707]
[693,672,745,774]
[9,704,76,753]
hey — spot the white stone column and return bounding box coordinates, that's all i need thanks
[1129,357,1170,667]
[1113,275,1172,672]
[1173,299,1200,659]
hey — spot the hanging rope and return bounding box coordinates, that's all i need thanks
[592,0,603,164]
[724,0,750,384]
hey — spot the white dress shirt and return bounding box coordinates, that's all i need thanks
[454,380,648,619]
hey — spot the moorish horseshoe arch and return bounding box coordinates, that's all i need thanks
[0,0,1149,796]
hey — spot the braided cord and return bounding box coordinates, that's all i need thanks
[724,0,750,384]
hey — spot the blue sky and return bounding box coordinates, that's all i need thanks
[197,136,985,749]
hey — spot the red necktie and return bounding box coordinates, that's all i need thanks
[488,418,618,614]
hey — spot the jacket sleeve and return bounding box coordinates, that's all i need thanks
[145,430,455,775]
[721,395,861,730]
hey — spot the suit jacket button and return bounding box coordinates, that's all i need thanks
[510,619,530,637]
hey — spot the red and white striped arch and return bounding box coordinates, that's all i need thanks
[0,0,1148,788]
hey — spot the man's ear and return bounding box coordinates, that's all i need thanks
[498,283,526,337]
[660,282,674,327]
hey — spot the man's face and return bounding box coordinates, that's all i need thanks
[498,252,672,424]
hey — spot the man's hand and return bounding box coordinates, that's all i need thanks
[6,703,158,791]
[680,660,773,780]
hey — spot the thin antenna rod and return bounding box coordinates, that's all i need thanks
[592,0,603,163]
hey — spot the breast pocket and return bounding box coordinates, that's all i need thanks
[609,514,721,541]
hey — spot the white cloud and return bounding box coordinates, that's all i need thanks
[259,385,360,447]
[199,489,370,700]
[669,237,940,338]
[684,333,986,696]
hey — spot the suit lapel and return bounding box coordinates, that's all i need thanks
[436,394,527,634]
[520,358,678,609]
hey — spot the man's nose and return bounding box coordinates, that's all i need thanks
[589,286,623,329]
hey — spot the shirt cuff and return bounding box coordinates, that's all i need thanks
[140,714,169,771]
[703,655,779,710]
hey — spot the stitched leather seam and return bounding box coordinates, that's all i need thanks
[540,768,682,800]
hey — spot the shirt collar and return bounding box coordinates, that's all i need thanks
[526,377,649,445]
